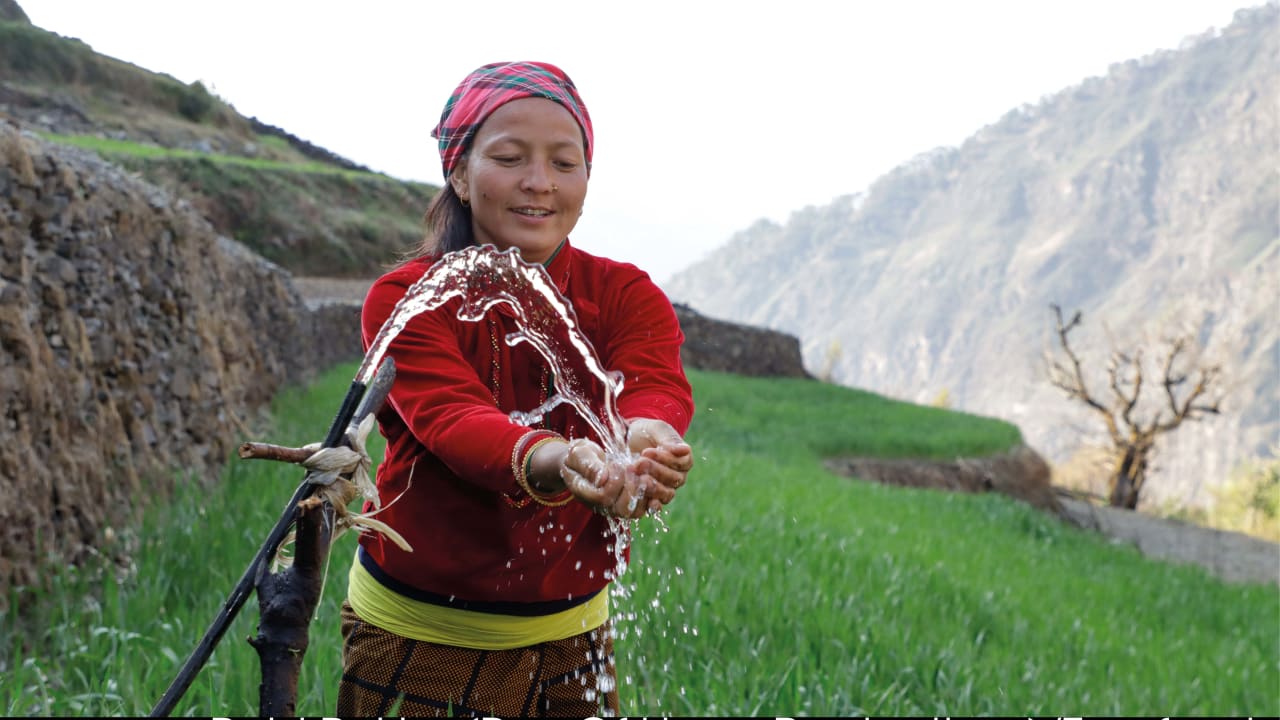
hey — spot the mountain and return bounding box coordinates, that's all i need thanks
[664,4,1279,509]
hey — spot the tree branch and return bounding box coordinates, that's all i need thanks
[1155,356,1223,433]
[239,442,317,465]
[1049,304,1122,443]
[1108,348,1144,431]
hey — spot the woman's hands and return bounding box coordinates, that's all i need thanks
[625,418,694,494]
[525,419,693,519]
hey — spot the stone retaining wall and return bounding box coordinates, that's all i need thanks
[0,122,357,598]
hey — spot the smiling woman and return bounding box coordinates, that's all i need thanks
[337,61,695,718]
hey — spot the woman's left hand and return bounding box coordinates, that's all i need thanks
[625,418,694,500]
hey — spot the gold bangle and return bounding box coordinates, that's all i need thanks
[510,430,557,482]
[516,436,573,507]
[510,431,543,481]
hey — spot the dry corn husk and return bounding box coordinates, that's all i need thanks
[271,414,412,572]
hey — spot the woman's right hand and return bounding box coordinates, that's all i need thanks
[532,439,674,518]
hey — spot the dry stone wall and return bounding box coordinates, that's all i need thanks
[674,303,808,378]
[0,122,359,596]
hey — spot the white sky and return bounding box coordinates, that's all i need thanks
[18,0,1255,284]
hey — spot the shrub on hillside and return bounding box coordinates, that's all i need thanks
[1207,454,1280,541]
[155,78,215,123]
[1153,452,1280,542]
[0,21,94,83]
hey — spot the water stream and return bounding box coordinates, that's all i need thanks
[359,245,629,457]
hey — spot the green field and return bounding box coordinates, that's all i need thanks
[1,364,1275,716]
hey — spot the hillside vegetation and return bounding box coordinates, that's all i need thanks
[0,365,1273,716]
[665,5,1279,512]
[0,14,435,276]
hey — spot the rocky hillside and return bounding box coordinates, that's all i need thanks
[0,6,433,276]
[665,5,1279,509]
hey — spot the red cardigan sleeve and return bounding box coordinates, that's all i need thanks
[600,270,694,436]
[362,268,531,494]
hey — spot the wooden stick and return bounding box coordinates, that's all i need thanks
[239,442,316,465]
[150,358,395,717]
[250,499,333,717]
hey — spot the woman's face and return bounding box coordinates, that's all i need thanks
[451,97,589,264]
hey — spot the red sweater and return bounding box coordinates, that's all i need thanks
[359,240,693,610]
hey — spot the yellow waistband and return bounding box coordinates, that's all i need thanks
[346,555,609,650]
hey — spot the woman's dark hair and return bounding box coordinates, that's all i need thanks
[414,182,473,258]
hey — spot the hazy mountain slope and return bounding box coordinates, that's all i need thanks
[665,5,1278,508]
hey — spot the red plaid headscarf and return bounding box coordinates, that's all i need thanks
[432,61,594,179]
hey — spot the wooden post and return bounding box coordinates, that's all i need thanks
[149,358,394,717]
[250,497,335,716]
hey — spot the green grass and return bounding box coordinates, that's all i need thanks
[0,365,1275,716]
[0,366,376,716]
[37,131,382,179]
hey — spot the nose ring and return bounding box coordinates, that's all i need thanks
[552,184,559,192]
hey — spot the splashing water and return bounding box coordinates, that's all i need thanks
[358,245,635,568]
[360,245,628,454]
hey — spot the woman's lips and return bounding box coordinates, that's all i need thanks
[511,206,553,217]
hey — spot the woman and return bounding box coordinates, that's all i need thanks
[338,61,695,717]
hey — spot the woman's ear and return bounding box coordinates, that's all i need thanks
[450,160,470,204]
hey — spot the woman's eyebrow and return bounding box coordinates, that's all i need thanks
[483,134,583,150]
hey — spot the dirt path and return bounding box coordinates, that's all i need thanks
[1054,496,1279,586]
[292,276,374,308]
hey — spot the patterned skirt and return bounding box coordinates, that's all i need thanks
[336,601,620,717]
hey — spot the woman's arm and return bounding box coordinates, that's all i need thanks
[524,268,696,517]
[362,271,533,494]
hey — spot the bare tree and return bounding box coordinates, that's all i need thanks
[1046,304,1224,509]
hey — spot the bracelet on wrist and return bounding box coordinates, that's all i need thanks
[512,432,572,507]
